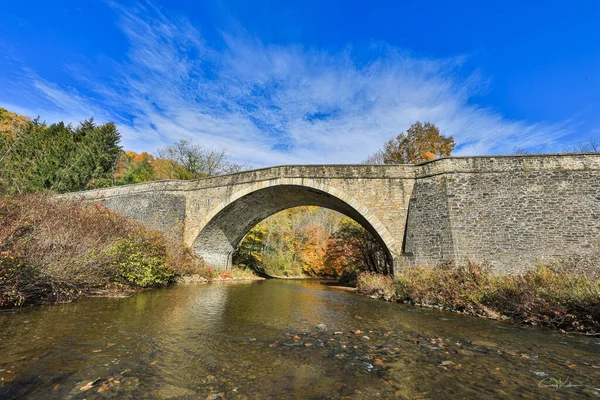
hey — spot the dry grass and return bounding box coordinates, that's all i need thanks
[356,273,395,301]
[0,194,209,306]
[357,260,600,333]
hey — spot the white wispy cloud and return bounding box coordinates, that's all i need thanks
[0,1,575,166]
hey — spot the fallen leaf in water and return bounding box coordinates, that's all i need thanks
[80,378,100,392]
[81,383,93,392]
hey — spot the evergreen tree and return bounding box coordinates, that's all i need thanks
[0,116,122,193]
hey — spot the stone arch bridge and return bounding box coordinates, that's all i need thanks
[63,154,600,273]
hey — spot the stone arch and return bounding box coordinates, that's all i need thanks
[190,178,398,271]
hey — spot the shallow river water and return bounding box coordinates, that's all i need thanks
[1,279,600,399]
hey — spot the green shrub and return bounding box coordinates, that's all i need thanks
[107,238,173,287]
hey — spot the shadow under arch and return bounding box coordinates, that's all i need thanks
[191,179,397,272]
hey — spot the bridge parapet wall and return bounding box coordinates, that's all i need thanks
[404,153,600,272]
[415,153,600,177]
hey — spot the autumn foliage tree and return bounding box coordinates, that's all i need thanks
[324,218,391,281]
[233,207,392,281]
[232,224,268,274]
[114,152,155,184]
[366,121,455,164]
[0,108,31,143]
[233,207,342,277]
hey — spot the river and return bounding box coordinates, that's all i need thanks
[1,279,599,399]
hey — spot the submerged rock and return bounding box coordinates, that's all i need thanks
[156,384,197,398]
[205,392,226,400]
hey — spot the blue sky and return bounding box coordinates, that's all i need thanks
[1,0,598,166]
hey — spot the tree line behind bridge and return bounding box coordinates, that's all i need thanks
[2,107,598,283]
[2,108,460,280]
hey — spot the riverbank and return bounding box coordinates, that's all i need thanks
[174,269,263,284]
[0,194,259,308]
[357,261,600,334]
[82,272,265,299]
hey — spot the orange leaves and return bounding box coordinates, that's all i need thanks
[234,206,345,277]
[422,151,437,162]
[235,206,390,277]
[114,150,194,182]
[127,151,155,164]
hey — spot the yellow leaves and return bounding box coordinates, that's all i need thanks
[0,108,32,141]
[380,121,455,164]
[115,151,194,182]
[151,158,191,180]
[235,206,344,276]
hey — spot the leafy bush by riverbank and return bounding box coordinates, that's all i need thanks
[357,261,600,333]
[0,194,208,307]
